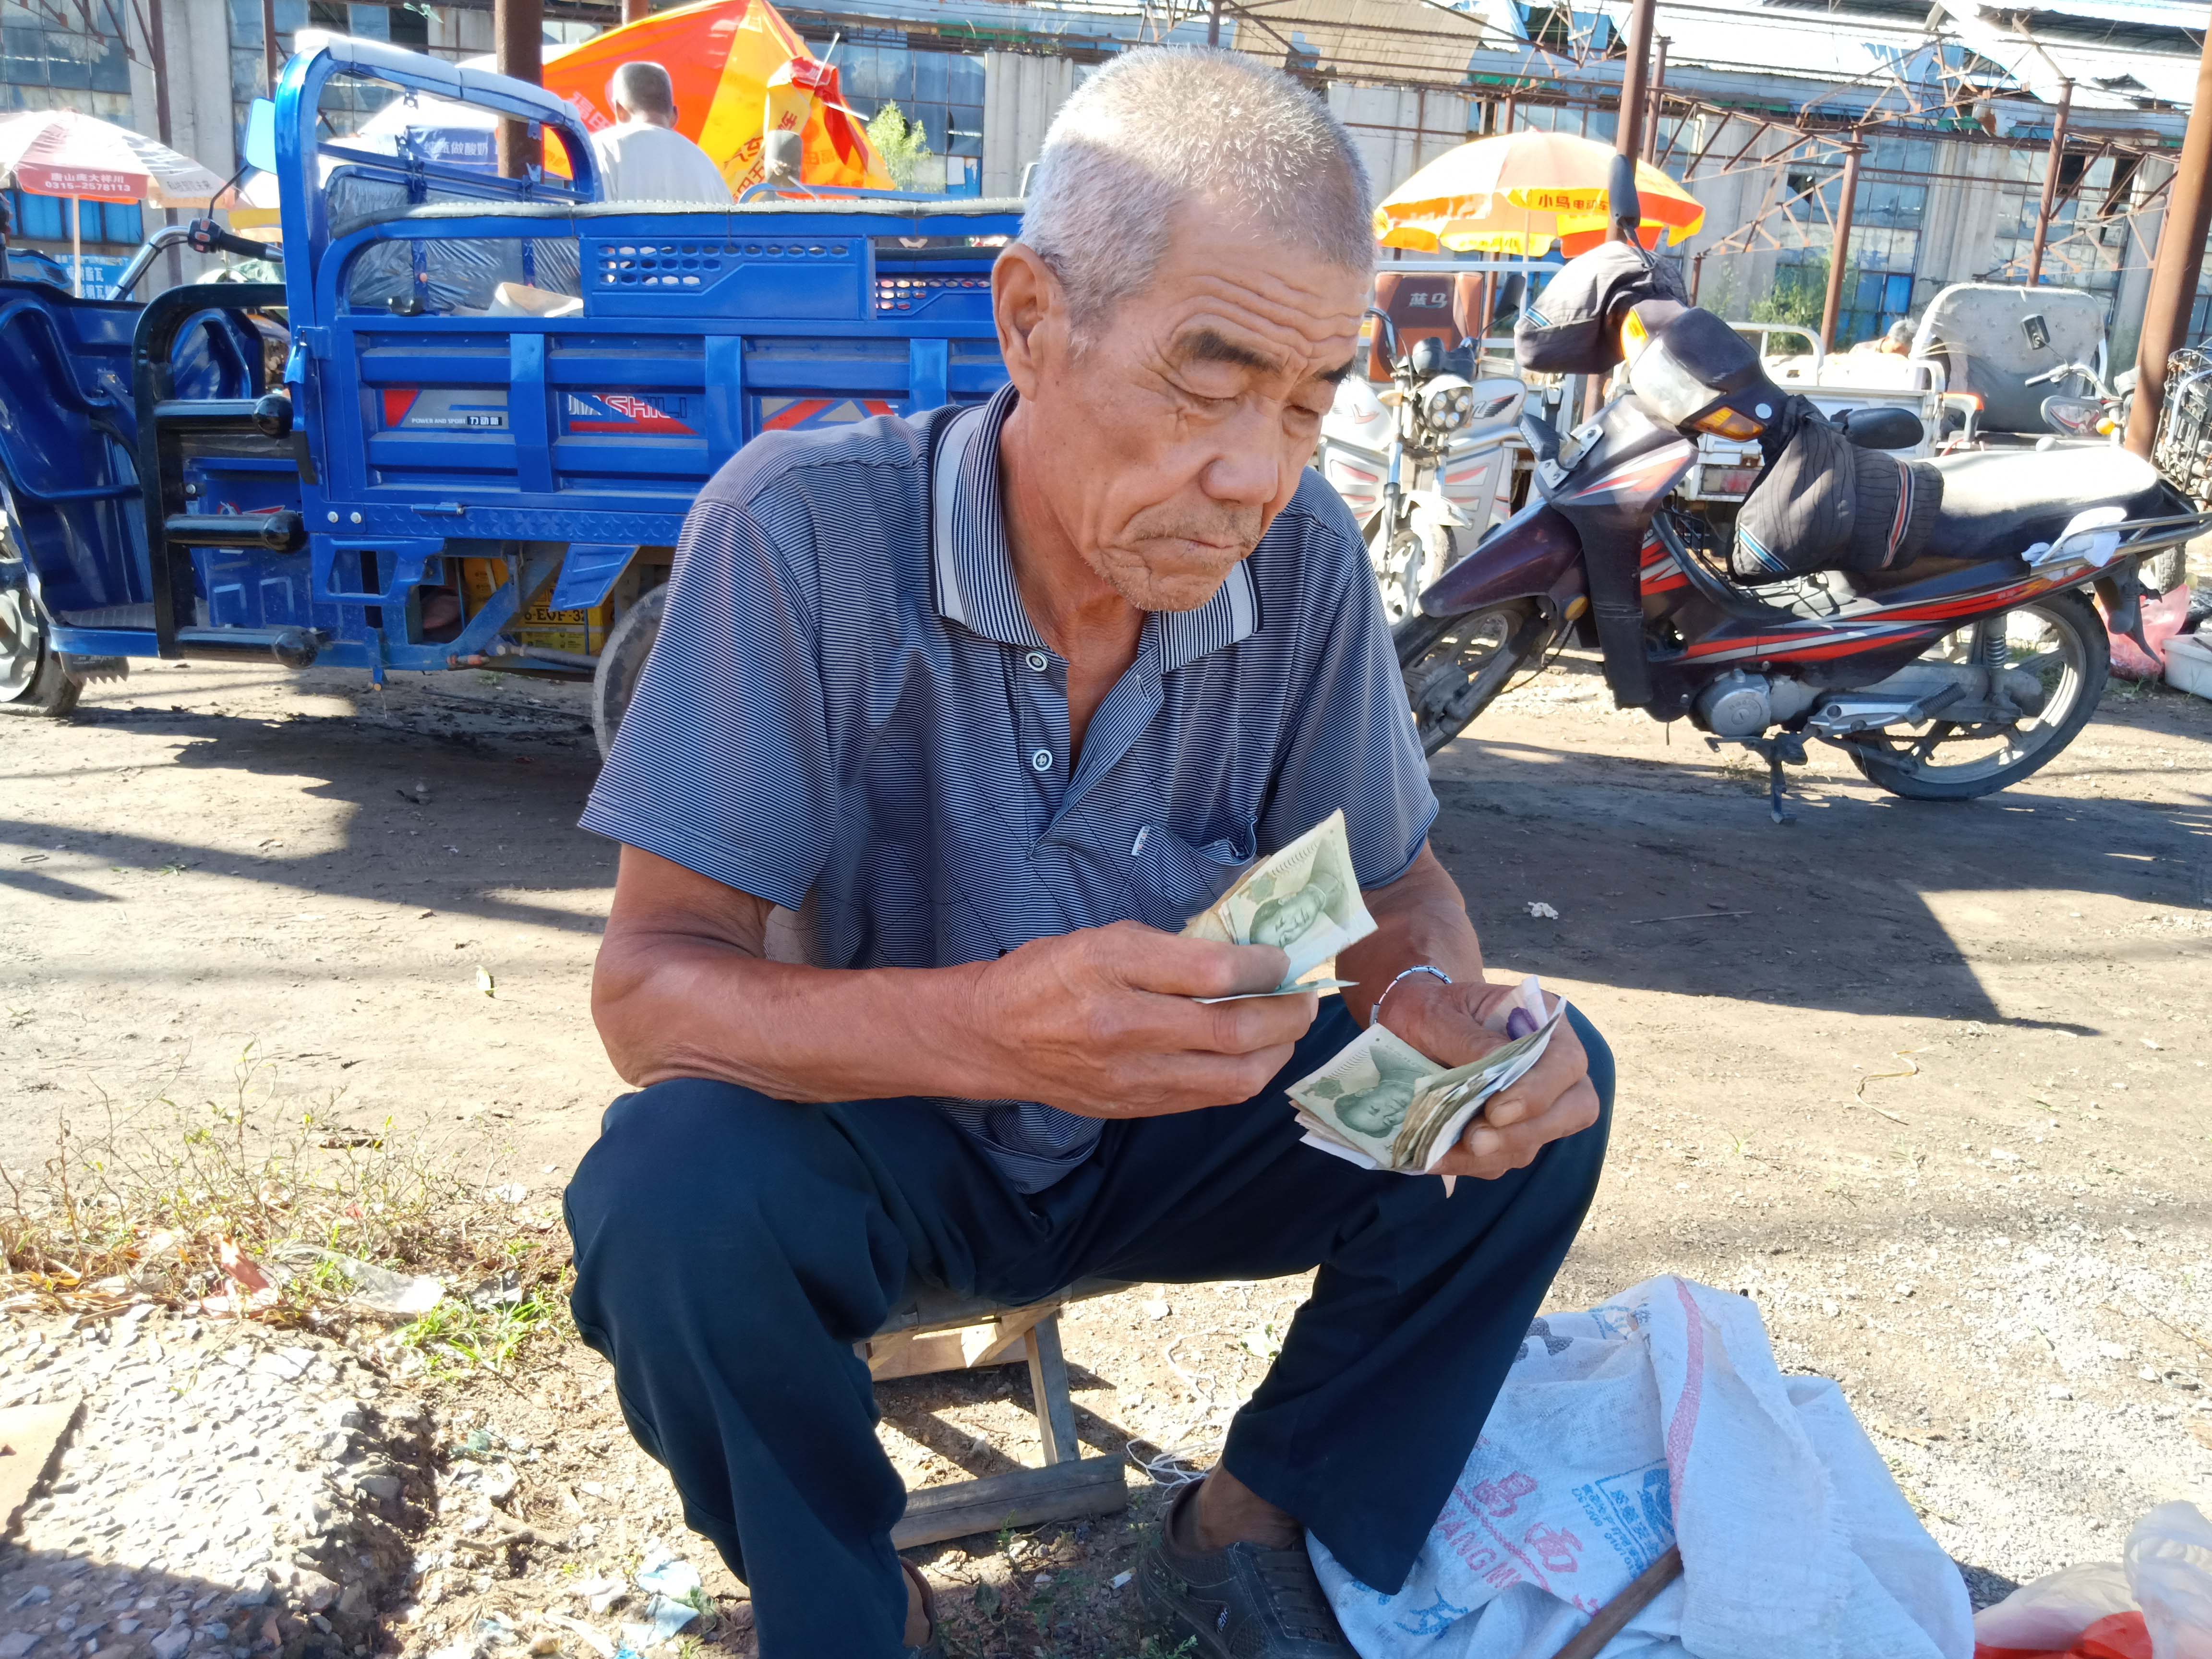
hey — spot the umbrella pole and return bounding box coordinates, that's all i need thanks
[71,197,81,298]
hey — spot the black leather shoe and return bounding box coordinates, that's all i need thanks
[901,1560,948,1658]
[1137,1482,1357,1658]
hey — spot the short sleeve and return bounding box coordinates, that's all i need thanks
[1256,517,1438,890]
[578,492,837,908]
[588,132,618,196]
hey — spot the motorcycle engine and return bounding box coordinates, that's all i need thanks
[1695,668,1819,738]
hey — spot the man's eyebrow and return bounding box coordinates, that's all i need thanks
[1316,357,1358,385]
[1172,328,1286,377]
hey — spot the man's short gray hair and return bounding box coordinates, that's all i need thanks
[1019,47,1373,337]
[609,61,677,120]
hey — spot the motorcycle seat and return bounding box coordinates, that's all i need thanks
[1928,445,2166,565]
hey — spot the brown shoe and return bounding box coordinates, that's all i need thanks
[900,1560,947,1659]
[1137,1482,1356,1658]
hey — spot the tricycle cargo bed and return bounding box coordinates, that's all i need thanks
[310,200,1016,539]
[3,36,1028,720]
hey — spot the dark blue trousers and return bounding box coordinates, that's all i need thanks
[564,1002,1612,1658]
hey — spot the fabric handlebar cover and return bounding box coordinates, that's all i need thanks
[1515,245,1689,376]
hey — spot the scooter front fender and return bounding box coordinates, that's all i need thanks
[1417,500,1584,617]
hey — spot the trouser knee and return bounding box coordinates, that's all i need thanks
[1544,1004,1614,1196]
[564,1079,907,1352]
[1568,1003,1616,1136]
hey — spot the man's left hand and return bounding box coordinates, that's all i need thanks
[1377,977,1600,1182]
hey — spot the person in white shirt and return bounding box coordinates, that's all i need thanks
[590,61,733,204]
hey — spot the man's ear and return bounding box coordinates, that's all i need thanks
[992,242,1065,399]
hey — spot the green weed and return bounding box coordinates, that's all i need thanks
[395,1285,564,1376]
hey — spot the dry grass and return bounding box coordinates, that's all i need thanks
[0,1042,572,1371]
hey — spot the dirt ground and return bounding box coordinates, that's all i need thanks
[3,645,2211,1658]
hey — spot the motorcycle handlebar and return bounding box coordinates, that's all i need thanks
[1365,307,1402,372]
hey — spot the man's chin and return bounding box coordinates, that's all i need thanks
[1098,541,1255,613]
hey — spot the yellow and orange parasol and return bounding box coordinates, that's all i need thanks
[1374,131,1703,257]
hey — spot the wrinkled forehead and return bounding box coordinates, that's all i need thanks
[1138,203,1371,370]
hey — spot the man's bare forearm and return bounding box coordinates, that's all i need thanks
[591,844,1309,1118]
[592,845,995,1101]
[1339,843,1488,1023]
[593,923,989,1100]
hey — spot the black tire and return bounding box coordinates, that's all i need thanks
[0,531,81,720]
[2141,546,2188,595]
[590,582,667,759]
[1394,601,1546,757]
[1846,588,2108,801]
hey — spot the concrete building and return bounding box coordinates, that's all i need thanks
[5,0,2205,351]
[781,0,2211,352]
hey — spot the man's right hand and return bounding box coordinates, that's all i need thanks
[965,922,1317,1118]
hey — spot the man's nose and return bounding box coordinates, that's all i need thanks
[1197,405,1286,508]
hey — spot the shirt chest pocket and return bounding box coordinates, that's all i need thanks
[1127,820,1256,932]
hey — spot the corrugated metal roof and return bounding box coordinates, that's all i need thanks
[778,0,2200,124]
[1227,0,1502,85]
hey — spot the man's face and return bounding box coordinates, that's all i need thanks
[996,197,1369,613]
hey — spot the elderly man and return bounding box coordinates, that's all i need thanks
[589,61,732,204]
[565,46,1612,1659]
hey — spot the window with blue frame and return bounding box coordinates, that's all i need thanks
[804,32,984,194]
[0,0,132,100]
[2,188,142,245]
[1774,137,1931,347]
[1985,146,2132,320]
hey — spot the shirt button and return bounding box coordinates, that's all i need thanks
[1025,651,1049,673]
[1029,747,1053,773]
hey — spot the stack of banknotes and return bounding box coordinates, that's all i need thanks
[1176,811,1566,1175]
[1287,980,1563,1174]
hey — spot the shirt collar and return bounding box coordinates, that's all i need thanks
[930,383,1260,675]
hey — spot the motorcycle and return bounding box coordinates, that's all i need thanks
[1395,158,2211,809]
[2031,357,2135,443]
[1316,306,1528,625]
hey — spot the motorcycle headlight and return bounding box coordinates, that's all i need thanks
[1421,375,1475,433]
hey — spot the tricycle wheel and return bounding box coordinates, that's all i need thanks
[0,549,81,720]
[2141,545,2188,595]
[591,581,667,758]
[1393,600,1545,757]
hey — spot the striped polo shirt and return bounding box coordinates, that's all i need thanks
[582,383,1438,1191]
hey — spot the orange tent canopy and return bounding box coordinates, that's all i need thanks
[542,0,890,193]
